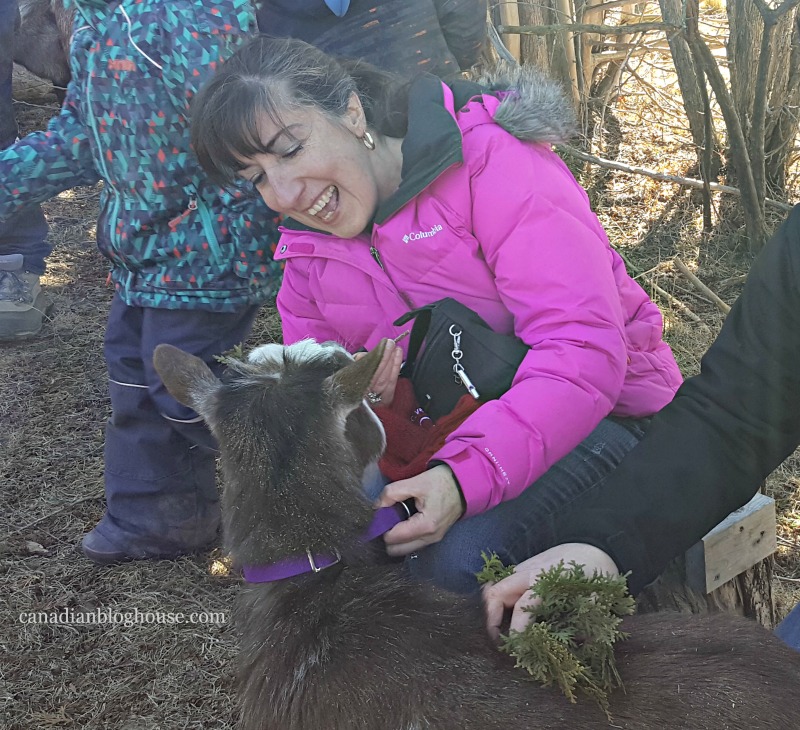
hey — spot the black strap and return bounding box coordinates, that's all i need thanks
[394,304,434,373]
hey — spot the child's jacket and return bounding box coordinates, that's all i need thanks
[0,0,280,311]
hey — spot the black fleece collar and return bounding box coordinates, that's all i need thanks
[373,76,466,224]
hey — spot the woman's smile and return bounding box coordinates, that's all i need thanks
[307,185,338,221]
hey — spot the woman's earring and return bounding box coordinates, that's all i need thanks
[362,130,376,151]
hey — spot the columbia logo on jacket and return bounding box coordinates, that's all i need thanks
[402,224,443,243]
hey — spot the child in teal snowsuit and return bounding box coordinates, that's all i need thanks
[0,0,282,563]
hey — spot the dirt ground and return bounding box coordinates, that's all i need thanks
[1,66,798,729]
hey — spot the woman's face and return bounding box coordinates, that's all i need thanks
[236,96,386,239]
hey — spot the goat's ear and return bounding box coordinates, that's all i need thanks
[152,343,220,416]
[323,339,388,410]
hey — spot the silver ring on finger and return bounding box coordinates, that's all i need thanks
[367,391,382,405]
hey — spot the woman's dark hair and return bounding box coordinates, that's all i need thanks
[191,36,411,186]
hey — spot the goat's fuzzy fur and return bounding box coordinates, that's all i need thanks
[153,339,800,730]
[15,1,74,88]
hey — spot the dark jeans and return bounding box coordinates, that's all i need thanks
[99,295,259,552]
[366,416,648,594]
[0,0,50,273]
[0,0,17,146]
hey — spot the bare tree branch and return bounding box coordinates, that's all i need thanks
[3,495,104,539]
[686,0,767,247]
[750,0,800,203]
[582,0,645,14]
[496,21,681,36]
[674,257,732,314]
[752,0,800,22]
[487,22,518,65]
[647,280,711,329]
[558,145,793,211]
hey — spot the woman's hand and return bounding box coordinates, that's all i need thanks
[376,465,464,556]
[482,543,620,641]
[353,338,403,407]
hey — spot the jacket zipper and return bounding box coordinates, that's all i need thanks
[190,187,223,262]
[369,243,415,310]
[85,54,122,260]
[370,246,385,270]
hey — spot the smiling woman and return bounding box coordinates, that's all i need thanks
[229,100,402,238]
[190,35,683,595]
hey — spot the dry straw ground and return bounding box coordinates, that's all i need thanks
[1,57,799,728]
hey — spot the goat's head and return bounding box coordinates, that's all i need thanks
[153,339,388,565]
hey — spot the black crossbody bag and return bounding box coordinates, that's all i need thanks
[393,298,529,422]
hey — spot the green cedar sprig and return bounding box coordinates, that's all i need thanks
[475,550,516,584]
[477,553,635,719]
[215,343,246,366]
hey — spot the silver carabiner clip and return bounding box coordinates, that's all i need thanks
[448,324,479,399]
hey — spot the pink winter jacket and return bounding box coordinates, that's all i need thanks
[274,72,682,518]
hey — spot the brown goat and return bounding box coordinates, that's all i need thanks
[14,0,74,92]
[154,338,800,730]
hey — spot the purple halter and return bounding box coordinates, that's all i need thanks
[241,502,411,584]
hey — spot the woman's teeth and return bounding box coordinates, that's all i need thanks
[308,185,336,217]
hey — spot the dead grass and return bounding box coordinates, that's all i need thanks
[2,56,799,728]
[0,69,251,730]
[0,200,243,727]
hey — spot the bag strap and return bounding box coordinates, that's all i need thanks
[393,302,437,374]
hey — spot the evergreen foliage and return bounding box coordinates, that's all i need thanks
[475,550,516,583]
[477,553,635,718]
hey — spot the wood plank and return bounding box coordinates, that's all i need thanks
[637,554,775,628]
[685,493,777,594]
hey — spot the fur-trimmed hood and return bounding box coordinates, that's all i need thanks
[475,63,577,145]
